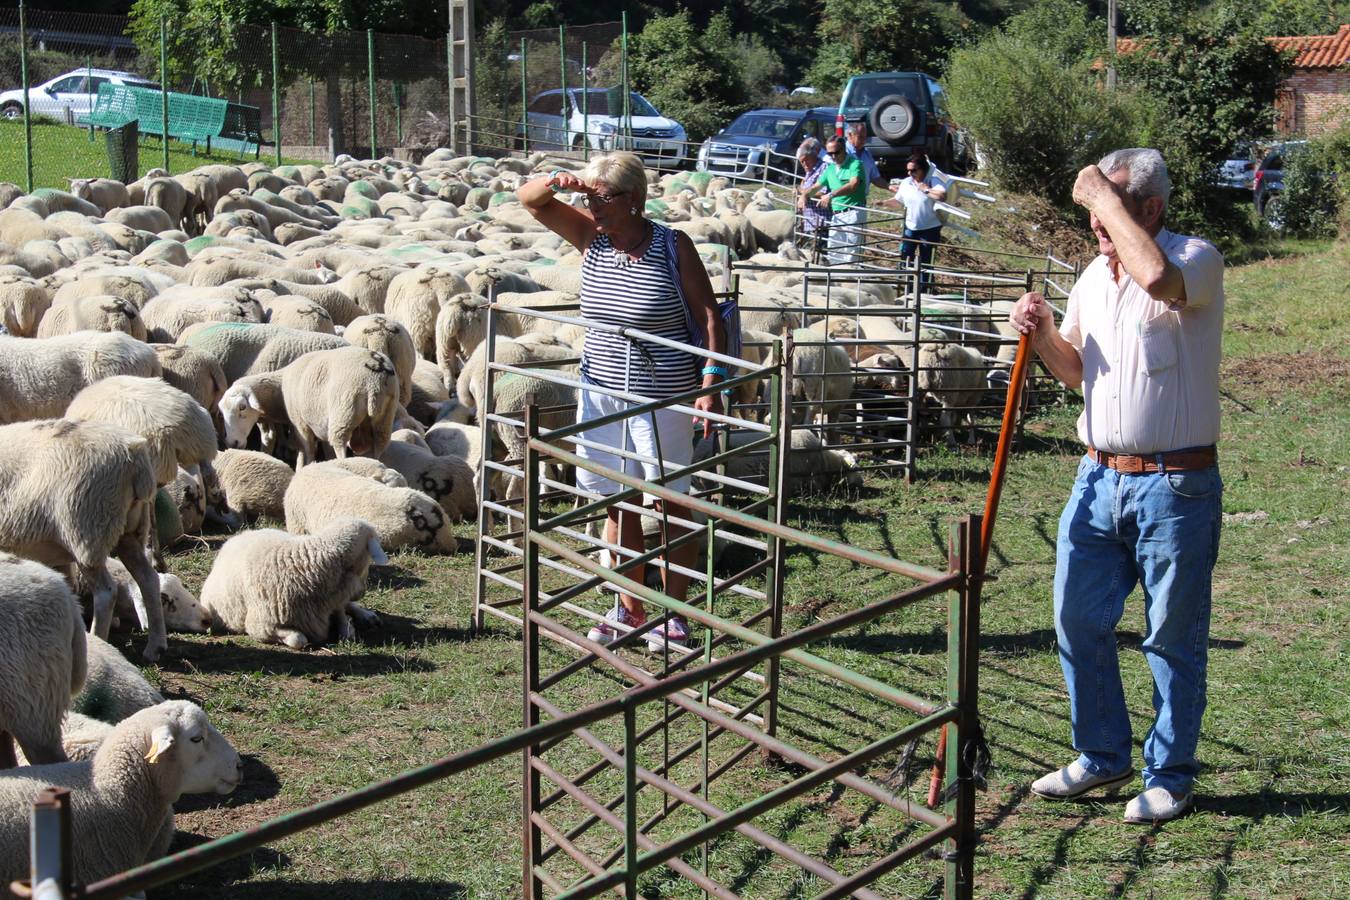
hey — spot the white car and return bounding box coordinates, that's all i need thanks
[522,88,688,167]
[0,68,161,123]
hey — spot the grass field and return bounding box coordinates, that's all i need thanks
[103,238,1350,898]
[0,120,318,189]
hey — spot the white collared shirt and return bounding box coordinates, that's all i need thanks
[892,166,949,230]
[1060,229,1224,454]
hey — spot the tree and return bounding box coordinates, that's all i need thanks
[805,0,975,92]
[945,28,1138,207]
[1120,0,1291,242]
[626,10,749,142]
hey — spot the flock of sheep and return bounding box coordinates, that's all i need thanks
[0,145,1012,889]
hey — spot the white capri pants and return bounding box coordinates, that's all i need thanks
[574,378,695,498]
[827,205,867,265]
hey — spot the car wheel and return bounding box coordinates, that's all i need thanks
[1,102,22,121]
[868,95,918,143]
[1262,195,1285,231]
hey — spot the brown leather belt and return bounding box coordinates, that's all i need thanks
[1088,446,1217,475]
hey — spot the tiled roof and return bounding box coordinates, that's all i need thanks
[1114,24,1350,70]
[1268,24,1350,69]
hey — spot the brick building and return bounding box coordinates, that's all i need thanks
[1268,24,1350,135]
[1116,23,1350,136]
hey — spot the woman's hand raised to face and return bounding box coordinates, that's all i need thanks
[550,171,592,194]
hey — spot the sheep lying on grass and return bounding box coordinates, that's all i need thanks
[284,461,459,554]
[0,552,87,766]
[73,634,164,725]
[200,518,388,649]
[213,448,294,521]
[0,701,242,887]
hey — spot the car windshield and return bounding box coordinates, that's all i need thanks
[843,75,923,109]
[570,89,660,117]
[725,114,801,138]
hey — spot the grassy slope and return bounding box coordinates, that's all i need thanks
[0,120,318,189]
[121,240,1350,898]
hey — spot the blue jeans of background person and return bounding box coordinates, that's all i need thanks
[900,225,942,288]
[1053,455,1222,795]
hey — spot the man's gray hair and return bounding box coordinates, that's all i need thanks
[846,121,867,138]
[1097,148,1172,208]
[797,137,822,159]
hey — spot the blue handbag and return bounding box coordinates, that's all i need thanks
[664,226,742,362]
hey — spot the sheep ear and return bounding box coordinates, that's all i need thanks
[245,390,265,413]
[145,725,175,763]
[367,537,389,566]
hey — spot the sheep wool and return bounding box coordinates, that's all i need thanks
[344,314,416,405]
[0,701,242,887]
[200,518,388,649]
[378,440,476,522]
[213,448,294,521]
[279,346,400,465]
[284,461,459,554]
[66,375,217,486]
[0,552,88,766]
[0,331,161,425]
[73,634,165,724]
[14,712,113,765]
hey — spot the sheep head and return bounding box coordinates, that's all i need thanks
[218,382,265,448]
[131,701,242,798]
[160,573,211,634]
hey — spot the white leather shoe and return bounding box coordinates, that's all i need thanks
[1124,787,1193,823]
[1030,761,1134,799]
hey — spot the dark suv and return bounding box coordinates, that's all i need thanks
[836,72,968,176]
[695,107,837,181]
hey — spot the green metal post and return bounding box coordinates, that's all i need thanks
[521,403,543,897]
[623,701,639,898]
[558,25,567,150]
[308,79,315,147]
[446,30,454,152]
[18,0,32,192]
[944,516,977,900]
[580,42,589,160]
[620,11,630,149]
[367,29,376,158]
[159,15,169,172]
[87,56,94,141]
[519,38,528,153]
[272,23,281,166]
[394,84,402,146]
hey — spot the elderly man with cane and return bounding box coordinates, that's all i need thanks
[1011,148,1224,824]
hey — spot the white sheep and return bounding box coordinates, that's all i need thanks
[261,291,336,333]
[919,342,987,447]
[0,331,161,425]
[780,329,853,425]
[108,561,210,635]
[14,712,113,764]
[200,518,388,649]
[139,286,266,341]
[153,343,228,414]
[0,418,165,662]
[344,313,416,404]
[378,440,476,521]
[279,346,400,466]
[693,428,862,497]
[407,356,451,423]
[489,370,577,501]
[73,634,164,724]
[0,701,243,887]
[0,552,87,766]
[385,265,472,357]
[213,448,294,521]
[179,321,347,382]
[284,461,459,554]
[35,293,147,340]
[0,274,50,336]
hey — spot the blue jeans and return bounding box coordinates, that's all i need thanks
[900,225,942,288]
[1053,455,1222,794]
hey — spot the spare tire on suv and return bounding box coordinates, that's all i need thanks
[869,94,918,143]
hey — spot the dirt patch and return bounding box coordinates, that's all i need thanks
[961,188,1097,268]
[1223,351,1350,391]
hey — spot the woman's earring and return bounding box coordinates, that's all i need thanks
[630,206,639,214]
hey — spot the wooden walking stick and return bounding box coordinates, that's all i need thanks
[927,331,1034,808]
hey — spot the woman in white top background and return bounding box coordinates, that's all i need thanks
[883,151,950,283]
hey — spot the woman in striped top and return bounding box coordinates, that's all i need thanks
[518,152,727,649]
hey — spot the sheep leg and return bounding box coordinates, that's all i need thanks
[275,627,310,650]
[940,407,959,450]
[346,601,381,629]
[86,563,118,640]
[117,537,167,662]
[294,429,319,468]
[198,459,239,528]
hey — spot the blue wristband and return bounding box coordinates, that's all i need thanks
[702,365,729,378]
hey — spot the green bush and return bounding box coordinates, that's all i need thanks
[627,10,748,143]
[945,31,1137,207]
[1278,125,1350,237]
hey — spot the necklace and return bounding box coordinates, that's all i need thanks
[609,220,650,268]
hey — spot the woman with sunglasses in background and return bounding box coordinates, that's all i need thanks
[517,152,726,649]
[882,150,950,289]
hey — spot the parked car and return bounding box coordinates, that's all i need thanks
[696,107,836,181]
[1216,141,1257,194]
[835,71,969,176]
[1253,140,1307,225]
[521,87,687,167]
[0,68,160,123]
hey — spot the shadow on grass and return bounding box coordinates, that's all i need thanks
[368,567,428,590]
[176,753,282,812]
[367,611,476,649]
[162,639,436,677]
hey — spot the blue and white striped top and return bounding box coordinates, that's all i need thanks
[579,222,700,398]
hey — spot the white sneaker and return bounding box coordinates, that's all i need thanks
[1030,761,1134,800]
[1124,787,1193,824]
[586,604,642,646]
